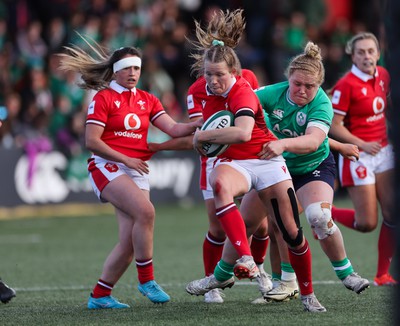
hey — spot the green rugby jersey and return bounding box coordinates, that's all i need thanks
[255,81,333,175]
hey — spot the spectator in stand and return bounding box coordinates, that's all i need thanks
[16,20,48,69]
[0,92,26,149]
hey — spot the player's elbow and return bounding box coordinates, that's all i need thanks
[85,137,97,152]
[304,136,323,153]
[308,141,320,152]
[237,130,252,143]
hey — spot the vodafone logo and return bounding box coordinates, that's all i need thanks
[124,113,141,130]
[372,96,385,114]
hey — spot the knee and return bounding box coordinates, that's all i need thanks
[305,202,338,240]
[137,204,156,225]
[355,220,377,232]
[210,176,228,197]
[254,218,268,237]
[270,188,303,247]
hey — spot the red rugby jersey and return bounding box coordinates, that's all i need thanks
[86,80,165,160]
[186,76,276,159]
[331,65,390,146]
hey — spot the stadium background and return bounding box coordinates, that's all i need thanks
[1,1,399,324]
[0,0,389,209]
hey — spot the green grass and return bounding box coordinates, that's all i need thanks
[0,199,396,325]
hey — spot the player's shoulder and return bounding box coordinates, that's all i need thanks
[377,66,390,81]
[93,87,115,102]
[257,81,288,96]
[333,71,355,89]
[377,65,388,74]
[232,76,255,94]
[315,87,331,102]
[242,69,259,89]
[189,77,207,93]
[135,88,160,103]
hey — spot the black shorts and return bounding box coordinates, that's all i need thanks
[291,152,337,191]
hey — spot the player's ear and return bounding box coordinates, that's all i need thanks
[231,68,237,76]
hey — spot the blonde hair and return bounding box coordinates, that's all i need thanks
[285,41,325,86]
[58,34,142,90]
[189,9,245,78]
[345,32,380,55]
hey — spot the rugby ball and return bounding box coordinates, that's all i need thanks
[200,110,234,157]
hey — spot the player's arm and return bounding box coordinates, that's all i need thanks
[258,126,326,159]
[149,116,201,152]
[328,138,359,161]
[148,135,194,152]
[329,113,381,155]
[194,115,253,145]
[152,113,202,138]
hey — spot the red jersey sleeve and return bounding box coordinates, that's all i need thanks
[228,78,259,116]
[242,69,259,90]
[331,73,352,116]
[146,92,167,123]
[86,91,110,127]
[186,78,205,120]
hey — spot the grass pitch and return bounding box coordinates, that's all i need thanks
[0,198,396,325]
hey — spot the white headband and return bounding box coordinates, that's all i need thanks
[113,57,142,73]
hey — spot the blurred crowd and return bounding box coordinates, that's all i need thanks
[0,0,386,166]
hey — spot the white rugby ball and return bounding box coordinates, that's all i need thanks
[200,110,234,157]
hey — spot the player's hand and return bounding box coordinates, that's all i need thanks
[147,142,159,152]
[124,157,149,175]
[360,141,382,156]
[258,141,284,160]
[193,128,206,156]
[192,118,204,129]
[339,143,359,162]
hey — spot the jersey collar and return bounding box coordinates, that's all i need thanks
[351,64,378,82]
[109,80,137,95]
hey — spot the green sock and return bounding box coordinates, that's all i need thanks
[271,272,281,280]
[214,259,234,282]
[281,262,296,281]
[281,262,295,273]
[332,258,354,280]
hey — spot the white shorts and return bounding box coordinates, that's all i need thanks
[200,157,217,200]
[214,156,292,193]
[338,144,395,187]
[88,155,150,202]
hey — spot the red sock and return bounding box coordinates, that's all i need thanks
[203,232,225,276]
[136,259,154,284]
[376,221,396,277]
[251,234,269,265]
[92,279,113,298]
[288,238,313,295]
[216,203,251,256]
[331,205,356,230]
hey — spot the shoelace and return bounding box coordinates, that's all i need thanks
[146,283,162,295]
